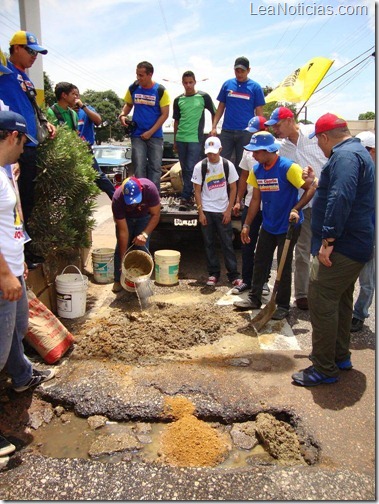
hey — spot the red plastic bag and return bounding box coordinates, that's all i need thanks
[26,290,74,364]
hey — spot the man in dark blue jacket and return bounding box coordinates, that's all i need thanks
[292,113,375,387]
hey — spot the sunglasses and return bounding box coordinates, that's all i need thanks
[21,46,38,57]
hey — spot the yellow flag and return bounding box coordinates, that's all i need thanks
[265,57,334,103]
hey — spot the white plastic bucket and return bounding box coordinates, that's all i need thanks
[120,249,154,293]
[55,265,88,318]
[92,247,114,284]
[154,250,181,286]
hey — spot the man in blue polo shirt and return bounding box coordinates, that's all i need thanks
[211,57,265,171]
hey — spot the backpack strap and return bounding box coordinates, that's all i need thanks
[201,157,229,190]
[129,81,165,102]
[51,104,77,131]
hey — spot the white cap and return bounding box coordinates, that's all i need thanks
[356,131,375,149]
[204,136,222,154]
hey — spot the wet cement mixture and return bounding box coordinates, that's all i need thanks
[70,287,249,364]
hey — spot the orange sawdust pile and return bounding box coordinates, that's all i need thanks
[160,396,231,467]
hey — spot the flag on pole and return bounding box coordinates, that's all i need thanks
[265,57,334,103]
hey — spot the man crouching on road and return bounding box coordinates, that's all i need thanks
[112,177,160,293]
[292,114,375,387]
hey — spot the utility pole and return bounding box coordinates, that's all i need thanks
[18,0,45,105]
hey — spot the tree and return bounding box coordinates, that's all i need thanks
[29,126,100,265]
[81,89,125,144]
[43,72,55,107]
[358,111,375,120]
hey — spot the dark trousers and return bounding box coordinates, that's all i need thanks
[241,207,262,286]
[18,146,38,234]
[309,253,363,377]
[249,226,300,309]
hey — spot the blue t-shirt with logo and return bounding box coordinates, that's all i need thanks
[217,78,265,131]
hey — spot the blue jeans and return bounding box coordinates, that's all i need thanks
[0,276,33,388]
[200,211,240,281]
[219,129,252,174]
[176,141,202,200]
[353,253,375,321]
[131,137,163,191]
[92,156,115,200]
[114,215,151,281]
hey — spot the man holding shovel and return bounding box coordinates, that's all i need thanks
[233,131,316,320]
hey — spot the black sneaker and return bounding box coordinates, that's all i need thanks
[13,368,56,393]
[351,317,364,333]
[0,435,16,457]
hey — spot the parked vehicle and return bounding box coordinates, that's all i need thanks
[93,145,131,187]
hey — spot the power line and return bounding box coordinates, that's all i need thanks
[314,52,374,94]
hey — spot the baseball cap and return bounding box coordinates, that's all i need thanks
[244,131,280,152]
[10,31,48,54]
[0,49,11,74]
[0,110,38,144]
[265,107,294,126]
[204,136,222,154]
[245,116,267,133]
[308,113,348,139]
[122,177,143,205]
[234,57,249,71]
[355,131,375,149]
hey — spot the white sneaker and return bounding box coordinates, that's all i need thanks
[206,276,218,286]
[262,283,270,296]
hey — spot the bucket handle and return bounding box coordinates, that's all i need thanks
[61,264,86,282]
[125,243,152,259]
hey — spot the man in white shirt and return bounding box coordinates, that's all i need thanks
[265,107,327,310]
[192,137,242,287]
[0,111,55,459]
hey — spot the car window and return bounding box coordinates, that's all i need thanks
[94,148,126,159]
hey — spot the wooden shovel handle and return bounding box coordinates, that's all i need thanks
[275,222,295,285]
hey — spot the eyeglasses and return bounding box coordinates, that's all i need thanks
[21,46,38,57]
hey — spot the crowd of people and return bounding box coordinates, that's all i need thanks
[0,29,375,458]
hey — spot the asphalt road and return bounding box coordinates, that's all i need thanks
[0,193,375,501]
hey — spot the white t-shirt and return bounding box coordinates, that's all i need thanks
[278,123,327,209]
[191,157,238,212]
[0,167,24,276]
[239,150,257,207]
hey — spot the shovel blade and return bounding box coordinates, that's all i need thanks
[250,297,276,334]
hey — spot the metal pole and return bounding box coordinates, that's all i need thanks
[19,0,45,105]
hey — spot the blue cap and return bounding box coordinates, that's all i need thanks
[244,131,280,152]
[9,31,48,55]
[0,110,38,144]
[122,177,142,204]
[264,107,294,126]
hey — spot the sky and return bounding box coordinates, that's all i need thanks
[1,0,375,128]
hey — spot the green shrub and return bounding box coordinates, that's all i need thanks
[28,126,101,261]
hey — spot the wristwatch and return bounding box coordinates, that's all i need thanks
[322,239,334,248]
[141,231,149,240]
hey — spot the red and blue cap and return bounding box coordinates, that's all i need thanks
[245,116,267,133]
[265,107,294,126]
[308,113,348,139]
[10,31,48,54]
[244,131,280,152]
[122,177,143,205]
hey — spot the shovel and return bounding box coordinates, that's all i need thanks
[250,221,295,335]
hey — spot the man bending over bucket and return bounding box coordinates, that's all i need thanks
[112,177,160,293]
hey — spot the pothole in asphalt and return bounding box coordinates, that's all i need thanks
[30,396,319,468]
